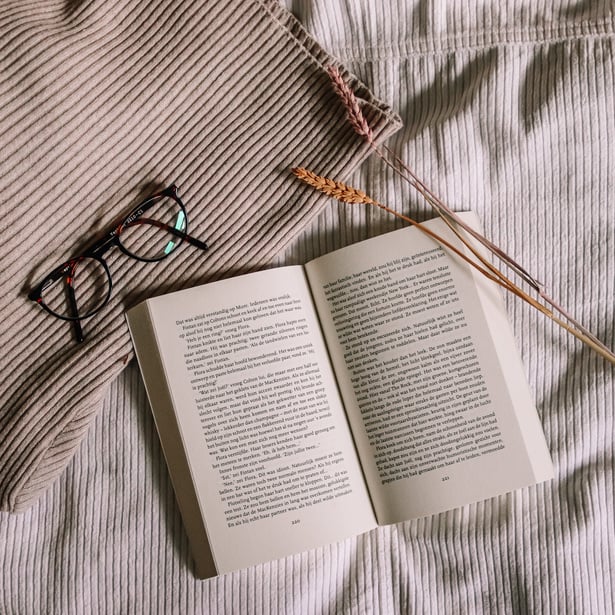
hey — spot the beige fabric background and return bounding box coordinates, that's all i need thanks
[1,1,614,613]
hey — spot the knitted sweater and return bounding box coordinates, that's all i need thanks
[0,0,400,512]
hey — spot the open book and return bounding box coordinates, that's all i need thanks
[126,212,553,579]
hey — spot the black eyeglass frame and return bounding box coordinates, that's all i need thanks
[28,184,208,343]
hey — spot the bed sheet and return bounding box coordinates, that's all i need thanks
[1,1,614,613]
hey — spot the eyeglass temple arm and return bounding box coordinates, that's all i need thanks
[65,275,85,344]
[128,218,209,251]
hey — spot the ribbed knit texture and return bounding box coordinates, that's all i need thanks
[0,0,399,513]
[1,1,614,613]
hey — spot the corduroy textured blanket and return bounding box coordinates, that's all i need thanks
[1,1,615,613]
[0,0,399,512]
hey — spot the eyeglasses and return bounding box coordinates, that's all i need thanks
[28,184,209,343]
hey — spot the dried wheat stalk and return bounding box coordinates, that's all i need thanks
[311,65,615,365]
[292,167,615,366]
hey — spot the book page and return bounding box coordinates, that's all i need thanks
[305,213,553,525]
[132,266,376,574]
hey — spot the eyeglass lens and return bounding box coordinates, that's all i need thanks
[40,258,110,319]
[119,194,187,261]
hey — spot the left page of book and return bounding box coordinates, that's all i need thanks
[126,266,377,576]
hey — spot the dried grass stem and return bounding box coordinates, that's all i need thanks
[291,167,615,365]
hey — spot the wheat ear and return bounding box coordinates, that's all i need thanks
[291,168,377,205]
[327,65,374,143]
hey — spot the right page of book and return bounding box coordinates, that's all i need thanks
[304,212,554,525]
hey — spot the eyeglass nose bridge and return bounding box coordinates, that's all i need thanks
[84,227,124,260]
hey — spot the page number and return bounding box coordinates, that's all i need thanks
[291,519,301,525]
[441,476,450,482]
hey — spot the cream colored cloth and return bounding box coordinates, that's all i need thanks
[1,1,614,613]
[0,0,399,512]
